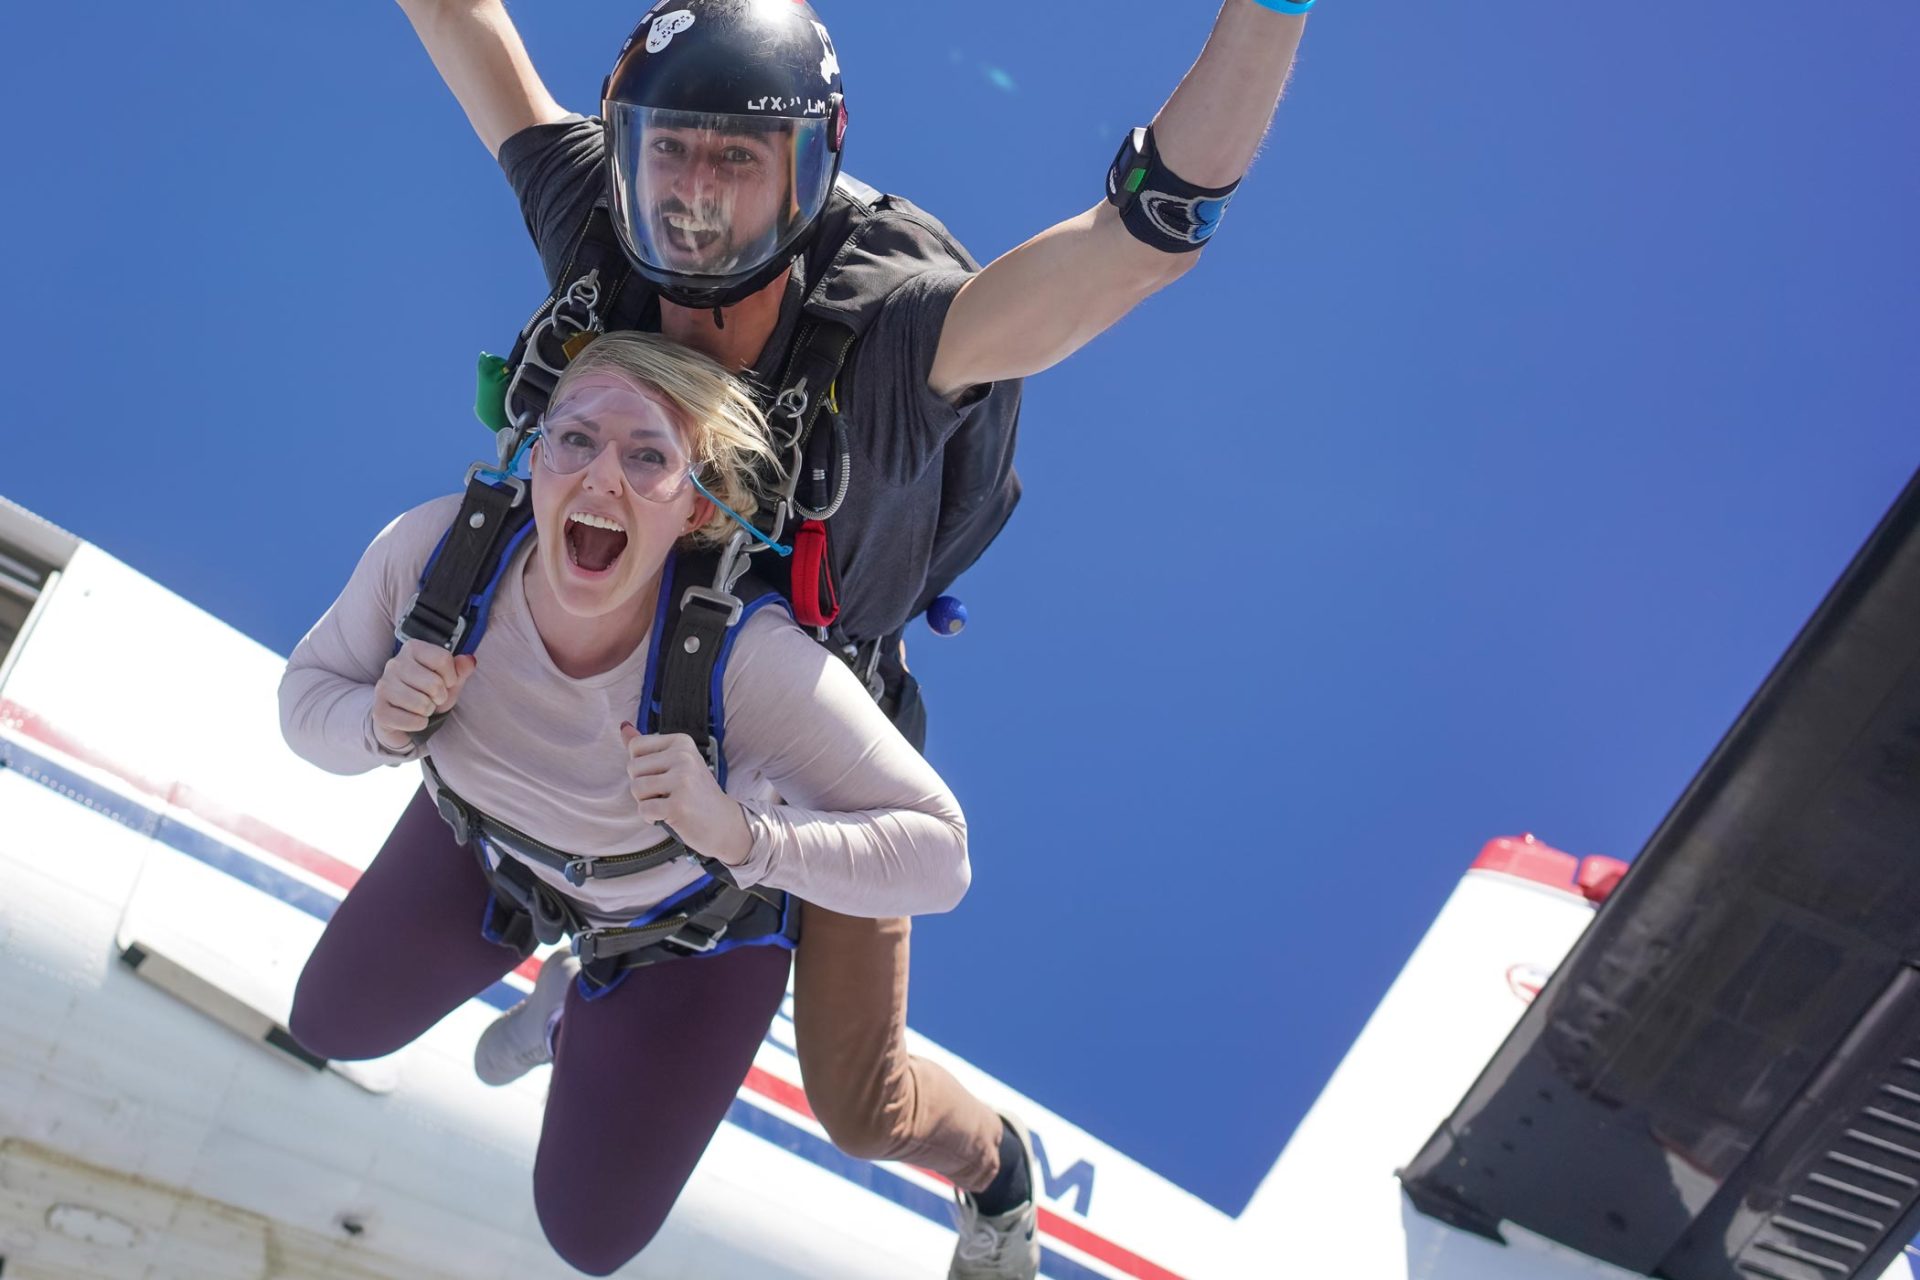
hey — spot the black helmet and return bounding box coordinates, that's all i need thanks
[603,0,849,310]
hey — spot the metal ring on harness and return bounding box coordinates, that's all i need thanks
[765,376,852,523]
[499,270,605,465]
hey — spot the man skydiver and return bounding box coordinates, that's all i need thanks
[389,1,1311,1275]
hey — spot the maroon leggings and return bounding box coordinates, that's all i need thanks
[290,788,791,1276]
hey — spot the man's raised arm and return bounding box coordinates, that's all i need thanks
[395,0,570,157]
[928,0,1308,401]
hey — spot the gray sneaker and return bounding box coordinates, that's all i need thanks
[473,952,579,1086]
[948,1113,1041,1280]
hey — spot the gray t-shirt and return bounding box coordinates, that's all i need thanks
[498,117,1022,647]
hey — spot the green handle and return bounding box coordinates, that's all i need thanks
[474,352,512,434]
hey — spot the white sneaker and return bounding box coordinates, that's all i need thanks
[948,1114,1041,1280]
[473,952,579,1086]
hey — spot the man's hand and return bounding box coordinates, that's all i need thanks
[372,640,478,752]
[620,724,753,866]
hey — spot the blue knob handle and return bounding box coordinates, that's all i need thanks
[926,595,968,636]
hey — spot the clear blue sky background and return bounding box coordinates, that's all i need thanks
[3,0,1915,1217]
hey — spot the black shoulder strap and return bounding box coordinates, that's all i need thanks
[645,548,782,758]
[397,477,534,655]
[393,478,536,747]
[640,547,786,887]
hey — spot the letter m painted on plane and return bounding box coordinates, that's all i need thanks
[1030,1130,1095,1216]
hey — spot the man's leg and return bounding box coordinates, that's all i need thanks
[290,786,521,1061]
[532,943,791,1276]
[806,656,1040,1277]
[790,905,1005,1189]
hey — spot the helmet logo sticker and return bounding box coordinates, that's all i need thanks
[645,9,696,53]
[812,21,839,84]
[747,95,828,114]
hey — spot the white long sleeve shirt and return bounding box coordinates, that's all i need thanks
[280,496,969,923]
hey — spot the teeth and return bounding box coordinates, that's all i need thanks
[665,213,718,234]
[569,512,626,533]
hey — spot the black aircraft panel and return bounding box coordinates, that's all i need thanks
[1400,467,1920,1280]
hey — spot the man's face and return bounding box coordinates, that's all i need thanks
[639,122,789,275]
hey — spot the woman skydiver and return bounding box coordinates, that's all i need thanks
[279,331,970,1276]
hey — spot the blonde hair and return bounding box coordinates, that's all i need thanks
[547,331,783,547]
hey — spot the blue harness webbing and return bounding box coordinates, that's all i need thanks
[406,519,800,992]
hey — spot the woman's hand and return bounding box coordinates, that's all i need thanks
[620,724,752,866]
[372,640,478,752]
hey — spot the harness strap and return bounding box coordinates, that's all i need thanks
[398,477,529,656]
[476,844,579,954]
[430,759,797,976]
[571,881,785,966]
[463,830,797,978]
[654,585,739,765]
[768,317,856,457]
[789,519,839,627]
[425,758,692,885]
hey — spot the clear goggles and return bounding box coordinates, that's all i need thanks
[528,385,788,556]
[534,386,695,504]
[606,103,834,288]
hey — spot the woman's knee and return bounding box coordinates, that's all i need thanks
[535,1184,667,1276]
[543,1232,658,1279]
[285,977,406,1063]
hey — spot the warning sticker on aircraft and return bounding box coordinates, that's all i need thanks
[1506,963,1550,1004]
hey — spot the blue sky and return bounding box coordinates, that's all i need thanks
[3,0,1915,1216]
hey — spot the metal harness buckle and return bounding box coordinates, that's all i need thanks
[461,463,528,504]
[680,585,744,629]
[668,918,726,955]
[395,592,468,652]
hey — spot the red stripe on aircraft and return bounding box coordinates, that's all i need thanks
[745,1065,816,1119]
[2,698,365,891]
[739,1066,1189,1280]
[0,699,546,984]
[1038,1209,1190,1280]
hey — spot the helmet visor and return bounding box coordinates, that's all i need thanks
[607,104,834,290]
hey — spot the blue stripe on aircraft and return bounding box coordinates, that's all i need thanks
[0,736,1118,1280]
[0,738,530,1014]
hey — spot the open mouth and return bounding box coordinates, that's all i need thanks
[565,512,629,575]
[661,212,723,260]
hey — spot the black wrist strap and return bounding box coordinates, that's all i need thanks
[1105,125,1240,254]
